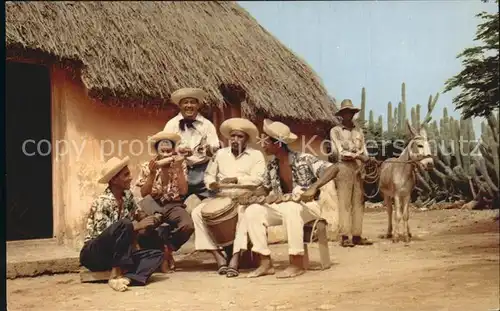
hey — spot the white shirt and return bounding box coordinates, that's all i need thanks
[204,146,266,196]
[330,124,368,161]
[164,113,220,166]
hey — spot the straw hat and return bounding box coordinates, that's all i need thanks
[220,118,259,143]
[148,130,181,150]
[262,119,298,144]
[335,99,361,116]
[170,88,207,106]
[98,156,130,184]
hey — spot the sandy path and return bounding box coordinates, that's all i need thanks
[7,208,500,311]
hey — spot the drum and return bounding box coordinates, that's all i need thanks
[201,197,239,247]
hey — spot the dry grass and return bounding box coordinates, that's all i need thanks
[6,1,337,123]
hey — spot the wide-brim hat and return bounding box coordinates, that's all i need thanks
[262,119,298,144]
[149,131,181,150]
[98,156,130,184]
[170,88,207,106]
[220,118,259,143]
[335,99,361,116]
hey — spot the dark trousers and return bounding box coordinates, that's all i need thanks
[187,162,211,200]
[80,219,163,285]
[139,202,194,252]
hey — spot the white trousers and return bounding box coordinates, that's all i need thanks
[192,201,248,255]
[244,201,322,256]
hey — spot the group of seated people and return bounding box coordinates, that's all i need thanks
[80,87,372,292]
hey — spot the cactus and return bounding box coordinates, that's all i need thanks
[387,101,393,136]
[411,107,417,128]
[360,87,366,122]
[360,83,499,208]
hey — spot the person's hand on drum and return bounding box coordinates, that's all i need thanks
[220,177,238,184]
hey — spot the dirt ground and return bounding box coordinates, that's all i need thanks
[7,208,500,311]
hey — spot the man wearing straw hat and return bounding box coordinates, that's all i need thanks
[330,99,373,247]
[191,117,266,278]
[136,130,195,272]
[80,156,164,292]
[243,119,340,279]
[164,87,220,200]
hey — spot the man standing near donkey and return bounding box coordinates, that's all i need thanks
[330,99,374,247]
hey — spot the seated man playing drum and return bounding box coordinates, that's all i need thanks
[191,117,266,278]
[244,119,340,279]
[80,156,164,292]
[135,130,195,272]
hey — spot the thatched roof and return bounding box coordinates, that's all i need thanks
[6,1,337,123]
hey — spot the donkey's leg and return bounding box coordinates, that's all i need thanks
[392,196,403,243]
[379,195,393,239]
[402,196,411,243]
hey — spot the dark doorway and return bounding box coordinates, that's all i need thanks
[6,61,53,241]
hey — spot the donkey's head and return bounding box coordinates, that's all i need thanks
[406,120,434,171]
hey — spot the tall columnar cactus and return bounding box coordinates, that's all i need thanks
[398,101,405,133]
[377,115,383,134]
[360,87,366,122]
[368,110,375,131]
[411,107,417,128]
[387,101,393,136]
[401,83,407,132]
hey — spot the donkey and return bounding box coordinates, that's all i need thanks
[379,120,434,243]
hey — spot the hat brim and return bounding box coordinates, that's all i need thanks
[262,119,298,144]
[220,118,259,143]
[98,156,130,184]
[171,88,207,106]
[335,107,361,116]
[149,131,181,150]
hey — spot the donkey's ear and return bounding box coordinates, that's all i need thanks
[406,120,418,137]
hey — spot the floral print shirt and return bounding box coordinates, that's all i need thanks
[84,187,138,242]
[263,151,332,195]
[136,159,188,204]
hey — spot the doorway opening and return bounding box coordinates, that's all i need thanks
[6,61,53,241]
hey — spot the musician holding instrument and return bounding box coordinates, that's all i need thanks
[191,117,266,278]
[80,156,164,292]
[330,99,373,247]
[135,130,195,272]
[243,119,340,279]
[163,87,221,200]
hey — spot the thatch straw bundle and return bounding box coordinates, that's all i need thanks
[6,1,337,123]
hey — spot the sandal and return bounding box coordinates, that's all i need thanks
[352,236,373,246]
[217,265,228,275]
[226,267,239,278]
[340,238,355,248]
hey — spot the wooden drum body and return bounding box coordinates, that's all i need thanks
[201,197,239,247]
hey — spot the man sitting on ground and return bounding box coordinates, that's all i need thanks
[244,119,340,279]
[80,156,164,292]
[191,117,266,278]
[136,131,195,272]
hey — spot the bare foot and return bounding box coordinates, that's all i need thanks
[159,259,173,274]
[276,265,306,279]
[108,278,129,292]
[247,265,275,278]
